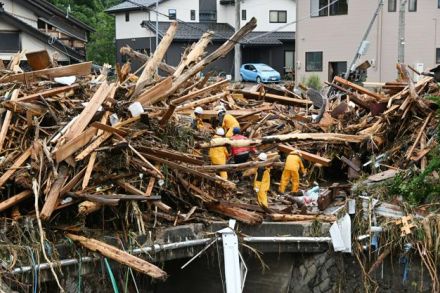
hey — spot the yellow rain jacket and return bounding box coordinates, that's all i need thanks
[279,152,306,193]
[222,114,240,137]
[192,114,204,130]
[209,135,229,179]
[254,166,271,208]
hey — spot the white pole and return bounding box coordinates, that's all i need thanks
[234,0,241,82]
[155,0,159,50]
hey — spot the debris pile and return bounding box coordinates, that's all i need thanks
[0,17,440,286]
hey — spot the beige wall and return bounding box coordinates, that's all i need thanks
[115,11,154,39]
[2,0,39,27]
[296,0,440,83]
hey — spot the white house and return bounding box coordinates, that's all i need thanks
[106,0,296,77]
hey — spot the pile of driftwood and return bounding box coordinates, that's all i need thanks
[0,17,439,282]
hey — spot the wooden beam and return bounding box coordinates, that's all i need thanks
[176,92,226,111]
[66,233,167,280]
[236,90,312,107]
[325,82,370,109]
[0,190,32,212]
[133,21,178,97]
[334,76,386,102]
[278,144,331,166]
[63,82,114,142]
[16,84,79,102]
[0,89,19,152]
[0,147,32,188]
[206,202,263,225]
[406,112,433,159]
[270,213,336,223]
[3,62,92,83]
[40,166,68,220]
[138,147,204,165]
[136,77,173,106]
[120,45,175,75]
[55,127,97,163]
[194,156,279,172]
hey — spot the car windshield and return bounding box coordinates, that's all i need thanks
[255,64,274,72]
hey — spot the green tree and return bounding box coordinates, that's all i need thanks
[48,0,121,65]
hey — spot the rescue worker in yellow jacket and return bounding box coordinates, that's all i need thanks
[191,107,204,130]
[279,150,306,193]
[208,128,229,179]
[218,108,240,137]
[254,153,271,208]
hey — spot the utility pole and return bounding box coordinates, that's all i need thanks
[234,0,241,81]
[398,0,408,63]
[155,0,159,51]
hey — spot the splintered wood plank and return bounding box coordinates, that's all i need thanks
[334,76,386,102]
[0,190,32,212]
[278,144,331,166]
[270,213,336,223]
[136,77,173,106]
[237,90,313,107]
[40,166,68,220]
[63,82,114,142]
[66,233,167,279]
[55,127,98,163]
[0,147,32,188]
[3,62,92,83]
[133,21,178,97]
[0,89,19,152]
[116,180,171,212]
[406,112,433,159]
[17,84,79,102]
[176,92,226,111]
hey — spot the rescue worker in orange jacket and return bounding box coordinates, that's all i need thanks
[279,149,307,193]
[208,128,229,179]
[191,106,204,130]
[218,108,240,137]
[254,153,271,208]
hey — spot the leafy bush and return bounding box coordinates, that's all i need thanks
[304,74,323,91]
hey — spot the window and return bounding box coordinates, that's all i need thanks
[269,10,287,23]
[311,0,347,17]
[408,0,417,11]
[388,0,397,12]
[0,32,20,52]
[285,50,294,72]
[190,10,196,20]
[438,0,440,8]
[305,51,323,72]
[168,9,176,20]
[125,12,130,22]
[242,9,246,20]
[436,48,440,64]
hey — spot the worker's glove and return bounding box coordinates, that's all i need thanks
[254,188,260,193]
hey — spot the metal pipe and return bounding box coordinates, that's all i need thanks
[243,236,331,243]
[12,236,332,274]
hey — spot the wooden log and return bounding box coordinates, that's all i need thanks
[133,21,178,97]
[236,89,312,107]
[368,247,391,275]
[66,233,167,280]
[0,147,32,188]
[173,31,213,77]
[3,62,92,83]
[334,76,386,102]
[0,89,19,152]
[78,201,102,215]
[16,84,79,102]
[160,79,229,126]
[0,190,32,212]
[141,153,236,190]
[194,156,279,172]
[197,133,367,149]
[206,202,263,225]
[176,92,226,111]
[40,166,68,220]
[269,213,336,223]
[406,112,433,159]
[136,77,173,106]
[278,144,331,166]
[119,45,175,75]
[149,18,257,104]
[62,82,114,142]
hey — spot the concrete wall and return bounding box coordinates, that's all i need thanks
[115,10,154,39]
[155,0,199,22]
[216,0,296,31]
[296,0,440,83]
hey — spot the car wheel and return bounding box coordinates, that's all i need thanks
[256,76,262,83]
[240,74,245,82]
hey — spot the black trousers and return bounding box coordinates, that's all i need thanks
[234,152,250,164]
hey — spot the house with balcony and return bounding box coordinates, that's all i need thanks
[0,0,94,64]
[295,0,440,83]
[106,0,296,78]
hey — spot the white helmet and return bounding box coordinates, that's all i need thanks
[258,152,268,161]
[215,127,225,136]
[214,105,226,114]
[194,107,204,115]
